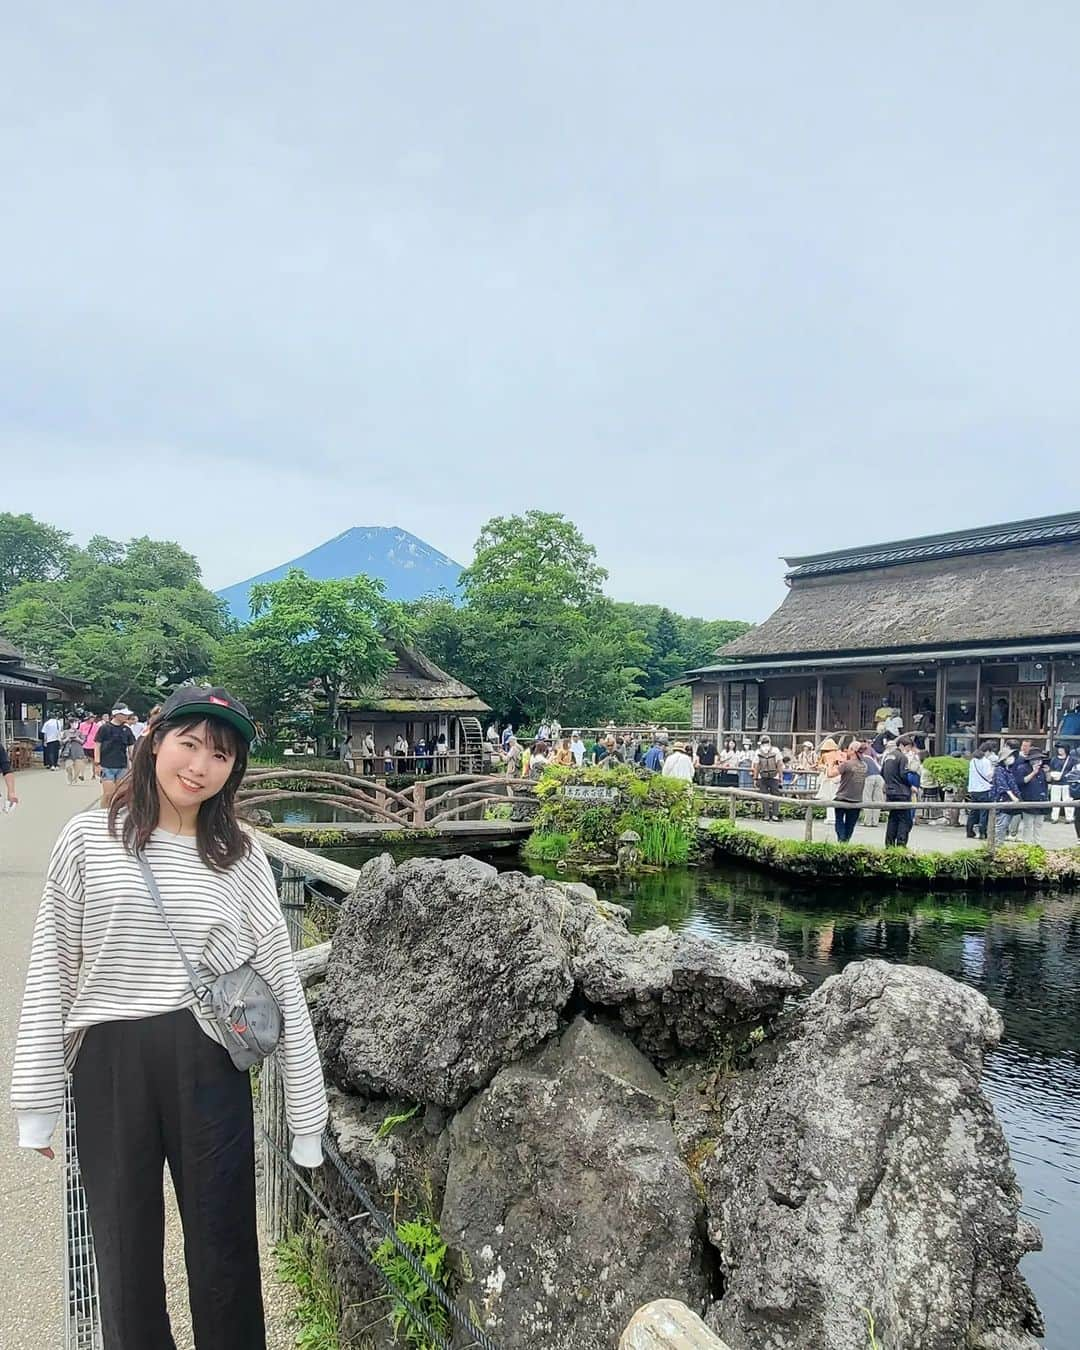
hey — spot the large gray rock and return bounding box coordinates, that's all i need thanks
[315,854,804,1108]
[315,854,575,1106]
[701,960,1043,1350]
[441,1016,710,1349]
[574,924,804,1061]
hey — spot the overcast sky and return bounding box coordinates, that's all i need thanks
[3,4,1077,622]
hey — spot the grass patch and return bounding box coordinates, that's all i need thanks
[705,819,1080,889]
[376,1104,420,1139]
[275,1224,340,1350]
[522,831,572,862]
[628,813,693,865]
[373,1218,452,1349]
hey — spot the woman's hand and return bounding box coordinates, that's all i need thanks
[34,1147,55,1159]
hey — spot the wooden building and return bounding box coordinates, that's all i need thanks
[685,512,1080,756]
[339,644,490,768]
[0,634,92,746]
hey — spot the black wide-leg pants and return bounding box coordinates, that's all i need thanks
[73,1010,266,1350]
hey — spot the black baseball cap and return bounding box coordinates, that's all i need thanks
[156,686,257,744]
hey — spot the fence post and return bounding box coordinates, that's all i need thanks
[263,865,306,1241]
[987,807,997,857]
[412,781,427,827]
[804,803,814,842]
[727,793,736,821]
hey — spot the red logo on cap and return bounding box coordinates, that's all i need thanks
[208,696,229,706]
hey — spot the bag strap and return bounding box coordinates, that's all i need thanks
[136,852,211,1002]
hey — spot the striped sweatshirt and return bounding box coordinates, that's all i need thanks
[11,810,328,1166]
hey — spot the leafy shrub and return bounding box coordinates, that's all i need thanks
[529,764,697,867]
[921,756,970,794]
[373,1218,451,1349]
[705,820,1080,890]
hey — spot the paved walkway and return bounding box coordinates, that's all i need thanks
[710,810,1080,854]
[0,770,297,1349]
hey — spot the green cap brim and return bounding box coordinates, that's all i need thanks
[163,703,257,744]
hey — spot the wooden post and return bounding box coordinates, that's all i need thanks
[727,793,736,821]
[804,802,814,842]
[814,673,823,746]
[935,665,947,757]
[987,806,996,857]
[412,781,427,827]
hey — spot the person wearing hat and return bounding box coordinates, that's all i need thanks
[94,704,139,805]
[661,741,695,782]
[11,686,327,1349]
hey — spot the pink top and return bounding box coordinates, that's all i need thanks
[82,720,104,751]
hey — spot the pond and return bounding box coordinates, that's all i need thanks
[313,844,1079,1346]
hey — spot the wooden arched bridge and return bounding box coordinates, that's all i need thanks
[239,769,536,832]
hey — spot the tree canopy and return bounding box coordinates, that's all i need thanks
[244,569,411,743]
[0,527,228,710]
[0,513,73,599]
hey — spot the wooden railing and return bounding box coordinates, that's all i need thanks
[698,785,1064,857]
[240,769,535,829]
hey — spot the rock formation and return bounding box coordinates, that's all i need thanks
[442,1016,710,1349]
[698,960,1043,1350]
[306,856,1042,1350]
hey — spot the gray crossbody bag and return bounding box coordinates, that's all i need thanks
[137,853,281,1071]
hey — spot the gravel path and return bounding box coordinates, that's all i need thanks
[0,768,298,1349]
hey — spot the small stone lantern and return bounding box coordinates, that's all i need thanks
[617,828,641,871]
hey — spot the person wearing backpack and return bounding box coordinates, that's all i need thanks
[753,735,784,821]
[11,686,327,1349]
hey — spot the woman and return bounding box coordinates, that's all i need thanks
[831,735,867,843]
[717,737,740,788]
[11,686,326,1350]
[553,737,574,767]
[991,747,1022,846]
[82,712,108,779]
[435,732,449,775]
[339,732,355,773]
[59,715,87,784]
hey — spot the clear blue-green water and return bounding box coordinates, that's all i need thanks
[314,844,1079,1345]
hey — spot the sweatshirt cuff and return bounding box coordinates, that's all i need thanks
[17,1110,60,1149]
[290,1132,324,1168]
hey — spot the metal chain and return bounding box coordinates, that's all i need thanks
[261,1127,462,1350]
[320,1131,502,1350]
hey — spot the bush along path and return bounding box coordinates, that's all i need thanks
[705,818,1080,889]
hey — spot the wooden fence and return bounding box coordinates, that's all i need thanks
[698,785,1062,857]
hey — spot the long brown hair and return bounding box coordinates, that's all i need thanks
[108,712,251,871]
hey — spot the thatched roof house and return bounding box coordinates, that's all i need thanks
[685,513,1080,754]
[339,644,490,768]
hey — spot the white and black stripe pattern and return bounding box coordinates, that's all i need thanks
[10,810,328,1148]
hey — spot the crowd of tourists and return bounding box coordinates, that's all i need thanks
[337,729,458,776]
[30,704,162,803]
[484,716,1080,848]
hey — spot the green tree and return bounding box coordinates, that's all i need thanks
[613,603,752,696]
[0,534,227,708]
[0,513,72,599]
[247,570,410,746]
[213,628,299,748]
[413,513,646,726]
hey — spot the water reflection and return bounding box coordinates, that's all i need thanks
[586,865,1080,1349]
[310,841,1079,1343]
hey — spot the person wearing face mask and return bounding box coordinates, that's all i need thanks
[753,735,784,821]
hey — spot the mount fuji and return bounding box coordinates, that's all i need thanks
[217,526,463,622]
